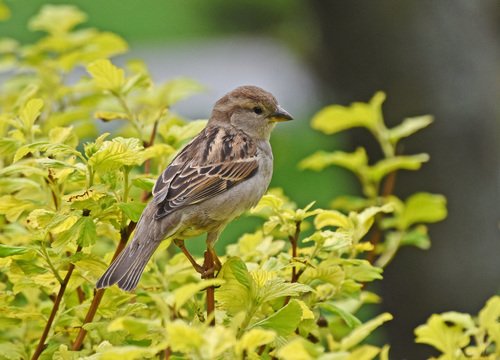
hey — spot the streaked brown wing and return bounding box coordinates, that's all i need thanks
[152,126,258,219]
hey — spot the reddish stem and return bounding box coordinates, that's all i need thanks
[71,222,136,350]
[32,246,82,360]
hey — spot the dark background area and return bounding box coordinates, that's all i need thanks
[1,1,499,358]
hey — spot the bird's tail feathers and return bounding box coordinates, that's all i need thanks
[96,240,159,291]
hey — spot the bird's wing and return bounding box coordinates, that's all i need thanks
[152,126,259,219]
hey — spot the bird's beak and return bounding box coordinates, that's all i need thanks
[269,105,293,122]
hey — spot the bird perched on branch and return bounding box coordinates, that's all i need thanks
[96,85,293,291]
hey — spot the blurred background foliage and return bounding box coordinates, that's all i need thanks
[0,1,498,358]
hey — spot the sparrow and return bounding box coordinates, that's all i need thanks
[96,85,293,291]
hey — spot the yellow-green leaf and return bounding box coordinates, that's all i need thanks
[95,111,129,122]
[236,328,276,356]
[19,98,44,129]
[415,313,471,355]
[388,115,433,145]
[28,5,87,34]
[399,193,447,229]
[368,154,429,183]
[251,300,302,336]
[311,92,386,135]
[87,59,125,92]
[340,312,393,350]
[299,148,368,172]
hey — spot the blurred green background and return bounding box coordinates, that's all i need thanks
[1,1,499,358]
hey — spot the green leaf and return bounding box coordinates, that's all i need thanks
[315,210,350,229]
[299,148,368,172]
[0,195,36,222]
[478,296,500,347]
[132,177,155,192]
[56,216,96,247]
[415,313,471,355]
[400,226,431,249]
[340,312,393,350]
[251,300,303,337]
[119,202,146,222]
[216,257,253,315]
[107,316,161,337]
[236,328,276,357]
[388,115,433,145]
[28,4,87,34]
[87,59,125,93]
[165,320,204,353]
[368,154,429,183]
[252,270,312,304]
[276,338,322,360]
[346,345,381,360]
[173,278,225,310]
[88,137,144,171]
[319,302,362,328]
[0,244,28,257]
[399,193,447,229]
[19,98,43,129]
[311,92,385,135]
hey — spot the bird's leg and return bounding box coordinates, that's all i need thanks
[173,238,204,274]
[204,231,222,276]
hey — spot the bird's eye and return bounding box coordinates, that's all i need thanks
[253,106,263,114]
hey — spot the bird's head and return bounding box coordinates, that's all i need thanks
[210,85,293,140]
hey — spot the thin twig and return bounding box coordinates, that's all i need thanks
[290,221,302,283]
[32,246,82,360]
[202,250,215,326]
[71,222,136,350]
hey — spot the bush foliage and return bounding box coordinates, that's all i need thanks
[0,5,498,360]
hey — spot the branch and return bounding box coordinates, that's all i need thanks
[202,250,215,326]
[71,221,136,350]
[32,245,82,360]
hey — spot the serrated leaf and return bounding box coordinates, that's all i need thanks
[0,244,28,258]
[253,272,312,304]
[88,137,144,171]
[340,313,393,350]
[388,115,433,145]
[216,257,253,315]
[251,300,303,336]
[0,195,36,222]
[415,313,471,355]
[87,59,125,92]
[399,192,447,229]
[311,92,385,135]
[56,216,96,247]
[19,98,43,129]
